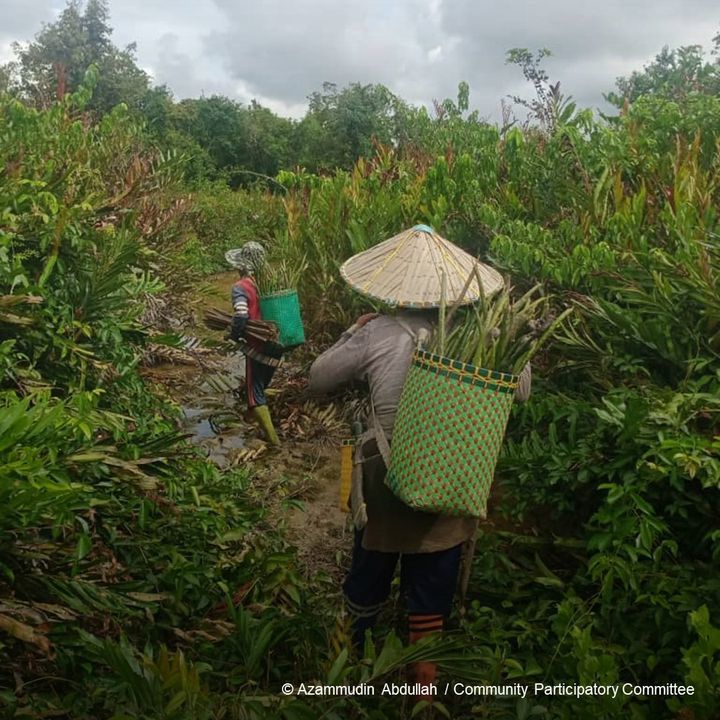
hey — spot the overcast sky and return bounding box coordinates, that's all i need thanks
[1,0,718,120]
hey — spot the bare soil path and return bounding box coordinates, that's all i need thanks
[141,272,352,579]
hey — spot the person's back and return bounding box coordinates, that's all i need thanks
[309,309,477,692]
[354,313,432,439]
[309,311,478,553]
[231,276,263,350]
[309,313,428,431]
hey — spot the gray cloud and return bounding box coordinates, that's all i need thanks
[203,0,450,107]
[0,0,56,61]
[439,0,719,115]
[0,0,55,38]
[1,0,718,118]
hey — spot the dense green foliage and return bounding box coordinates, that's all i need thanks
[0,65,494,720]
[2,1,720,718]
[608,33,720,106]
[6,0,149,113]
[227,80,720,718]
[0,69,311,718]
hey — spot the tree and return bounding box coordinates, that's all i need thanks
[395,81,495,160]
[607,35,720,106]
[138,84,174,136]
[240,100,296,179]
[170,96,247,174]
[0,63,16,96]
[297,82,406,170]
[505,48,577,132]
[8,0,149,112]
[83,0,111,54]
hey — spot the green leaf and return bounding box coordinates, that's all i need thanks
[327,648,348,684]
[75,534,92,561]
[164,690,187,714]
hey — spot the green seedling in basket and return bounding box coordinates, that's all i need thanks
[255,256,308,295]
[432,267,572,375]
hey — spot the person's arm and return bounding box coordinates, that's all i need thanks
[515,362,532,402]
[229,283,250,341]
[307,316,376,396]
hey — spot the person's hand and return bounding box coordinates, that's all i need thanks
[356,313,380,328]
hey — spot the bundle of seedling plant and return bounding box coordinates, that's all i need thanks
[254,257,308,296]
[431,269,572,376]
[254,255,308,348]
[386,268,572,520]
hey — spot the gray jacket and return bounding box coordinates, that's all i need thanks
[308,313,532,553]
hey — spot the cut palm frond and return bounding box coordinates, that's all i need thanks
[0,294,44,325]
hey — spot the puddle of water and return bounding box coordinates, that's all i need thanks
[182,407,217,441]
[217,434,245,449]
[192,418,216,440]
[182,402,247,469]
[183,406,205,420]
[154,351,257,465]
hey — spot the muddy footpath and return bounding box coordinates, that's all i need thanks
[141,272,355,580]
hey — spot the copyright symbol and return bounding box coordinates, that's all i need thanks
[282,683,294,695]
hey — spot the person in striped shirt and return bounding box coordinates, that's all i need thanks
[226,243,281,445]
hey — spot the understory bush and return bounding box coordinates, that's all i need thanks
[2,61,720,719]
[1,67,507,720]
[239,90,720,718]
[0,70,327,719]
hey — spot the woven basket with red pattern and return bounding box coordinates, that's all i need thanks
[385,348,519,518]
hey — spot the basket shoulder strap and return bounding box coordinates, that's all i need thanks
[395,318,429,349]
[369,395,392,468]
[367,318,428,467]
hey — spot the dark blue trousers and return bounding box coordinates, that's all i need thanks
[343,530,462,645]
[245,356,276,407]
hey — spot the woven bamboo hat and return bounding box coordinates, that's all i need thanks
[225,242,266,273]
[340,224,503,308]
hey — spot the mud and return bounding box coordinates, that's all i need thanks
[144,283,351,577]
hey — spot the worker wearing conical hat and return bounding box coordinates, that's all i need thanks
[308,225,531,700]
[225,242,281,446]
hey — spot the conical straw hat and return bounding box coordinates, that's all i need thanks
[340,224,503,308]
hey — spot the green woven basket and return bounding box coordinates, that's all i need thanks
[385,349,519,518]
[259,289,305,348]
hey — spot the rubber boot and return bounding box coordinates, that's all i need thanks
[252,405,280,445]
[409,614,443,703]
